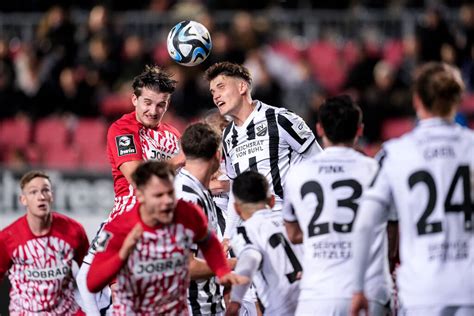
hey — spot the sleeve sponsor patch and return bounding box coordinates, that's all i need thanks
[93,230,113,252]
[115,134,137,156]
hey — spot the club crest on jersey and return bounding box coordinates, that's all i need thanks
[256,123,268,137]
[116,134,137,156]
[94,230,113,252]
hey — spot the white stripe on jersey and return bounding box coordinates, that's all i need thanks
[283,147,392,304]
[175,168,225,315]
[231,209,303,315]
[361,118,474,307]
[222,100,320,209]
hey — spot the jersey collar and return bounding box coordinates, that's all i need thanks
[417,118,455,128]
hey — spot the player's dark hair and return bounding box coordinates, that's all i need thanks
[232,171,269,203]
[132,65,177,96]
[181,122,221,160]
[20,170,51,190]
[204,61,252,85]
[132,161,175,188]
[414,62,464,116]
[318,95,362,144]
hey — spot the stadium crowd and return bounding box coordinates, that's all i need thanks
[0,2,474,170]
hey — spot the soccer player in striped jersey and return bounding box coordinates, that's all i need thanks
[229,171,304,316]
[175,122,235,315]
[204,62,323,239]
[351,62,474,316]
[283,95,392,315]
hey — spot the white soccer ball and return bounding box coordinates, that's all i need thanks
[166,20,212,67]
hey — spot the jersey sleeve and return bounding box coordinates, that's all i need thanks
[107,123,143,169]
[86,223,126,292]
[276,110,316,154]
[363,148,393,208]
[186,202,211,243]
[74,224,90,266]
[0,236,11,281]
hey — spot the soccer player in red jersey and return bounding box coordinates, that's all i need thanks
[77,65,186,313]
[0,171,89,315]
[86,161,248,315]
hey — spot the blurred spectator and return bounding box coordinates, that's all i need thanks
[116,34,153,86]
[415,6,456,63]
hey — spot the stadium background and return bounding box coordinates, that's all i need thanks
[0,0,473,313]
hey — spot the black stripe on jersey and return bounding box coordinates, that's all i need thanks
[182,185,207,214]
[189,281,200,313]
[277,114,307,145]
[222,124,232,154]
[249,156,258,172]
[247,119,256,140]
[203,280,217,314]
[231,126,238,148]
[266,108,284,199]
[234,162,241,175]
[369,149,387,187]
[216,205,226,233]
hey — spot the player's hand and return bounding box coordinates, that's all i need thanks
[218,272,250,287]
[225,301,241,316]
[222,238,230,254]
[119,224,143,260]
[350,292,369,316]
[227,258,237,270]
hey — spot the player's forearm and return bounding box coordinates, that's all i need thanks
[189,256,236,280]
[285,221,303,244]
[230,248,261,303]
[87,253,124,292]
[199,232,231,278]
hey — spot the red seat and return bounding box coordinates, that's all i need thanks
[73,118,107,149]
[270,40,304,63]
[381,118,415,141]
[0,117,31,149]
[35,117,69,147]
[100,94,132,118]
[460,94,474,114]
[383,39,404,68]
[41,144,80,170]
[80,144,110,171]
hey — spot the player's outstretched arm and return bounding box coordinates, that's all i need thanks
[197,230,238,280]
[87,224,143,292]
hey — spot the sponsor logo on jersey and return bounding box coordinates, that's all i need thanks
[25,265,71,281]
[134,255,186,277]
[256,123,268,136]
[116,134,137,156]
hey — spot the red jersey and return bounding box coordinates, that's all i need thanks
[0,212,89,315]
[87,200,230,315]
[106,111,181,220]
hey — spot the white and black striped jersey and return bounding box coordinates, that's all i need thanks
[283,147,392,305]
[231,209,303,315]
[175,168,226,315]
[356,118,474,308]
[222,100,321,210]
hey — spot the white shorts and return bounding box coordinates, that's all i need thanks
[399,306,474,316]
[296,299,390,316]
[239,299,259,316]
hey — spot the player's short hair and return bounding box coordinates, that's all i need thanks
[318,95,362,144]
[20,171,51,190]
[132,65,177,96]
[204,61,252,85]
[132,161,175,188]
[414,62,464,116]
[181,122,221,160]
[232,171,269,203]
[202,108,230,133]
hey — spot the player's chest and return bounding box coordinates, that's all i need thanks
[224,124,275,161]
[11,236,74,281]
[127,227,194,278]
[139,128,180,161]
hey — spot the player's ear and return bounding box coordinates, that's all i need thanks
[267,195,275,209]
[19,194,27,207]
[234,201,243,219]
[136,188,145,204]
[132,93,138,107]
[356,123,364,138]
[316,123,325,138]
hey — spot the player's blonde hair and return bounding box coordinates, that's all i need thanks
[20,171,51,190]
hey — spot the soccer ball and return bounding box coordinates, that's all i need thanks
[166,20,212,67]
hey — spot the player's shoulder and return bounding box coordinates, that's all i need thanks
[0,215,27,239]
[175,199,205,222]
[51,212,86,234]
[108,112,138,134]
[103,207,138,234]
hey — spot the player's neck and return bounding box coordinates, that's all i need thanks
[323,138,356,149]
[184,161,214,188]
[232,99,255,127]
[26,212,52,236]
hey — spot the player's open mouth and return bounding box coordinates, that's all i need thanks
[37,204,47,210]
[217,101,225,107]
